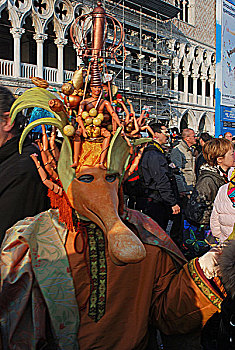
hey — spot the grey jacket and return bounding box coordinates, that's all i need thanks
[170,140,196,193]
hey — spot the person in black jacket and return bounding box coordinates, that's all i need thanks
[0,86,49,244]
[135,122,180,231]
[195,132,212,180]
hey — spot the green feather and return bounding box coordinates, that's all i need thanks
[19,118,64,154]
[10,87,68,126]
[131,137,152,146]
[57,139,75,193]
[107,127,130,175]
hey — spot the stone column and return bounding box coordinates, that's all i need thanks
[173,72,178,91]
[10,27,25,77]
[33,33,48,78]
[201,77,206,106]
[192,75,198,104]
[73,45,83,68]
[209,80,215,107]
[55,38,68,83]
[183,72,189,103]
[182,1,186,21]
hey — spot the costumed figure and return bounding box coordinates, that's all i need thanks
[0,2,229,350]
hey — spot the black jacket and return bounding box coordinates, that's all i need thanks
[185,164,227,226]
[139,142,177,207]
[0,136,49,243]
[195,152,206,180]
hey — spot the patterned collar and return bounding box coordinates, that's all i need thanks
[149,140,164,154]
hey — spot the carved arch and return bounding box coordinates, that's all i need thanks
[0,0,7,17]
[179,109,196,131]
[198,112,214,134]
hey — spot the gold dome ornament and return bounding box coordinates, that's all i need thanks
[82,111,89,119]
[97,113,104,121]
[89,108,98,117]
[63,124,75,136]
[93,118,102,126]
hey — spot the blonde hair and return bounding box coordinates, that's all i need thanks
[203,138,232,166]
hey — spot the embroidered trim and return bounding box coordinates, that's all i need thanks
[187,258,223,311]
[87,223,107,322]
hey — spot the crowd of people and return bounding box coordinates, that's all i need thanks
[0,85,234,350]
[124,122,235,349]
[124,124,235,249]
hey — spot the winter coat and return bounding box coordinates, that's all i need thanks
[139,141,177,207]
[210,183,235,242]
[185,164,226,226]
[195,152,206,180]
[171,140,196,193]
[0,135,49,244]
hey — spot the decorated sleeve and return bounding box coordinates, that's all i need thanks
[151,251,225,335]
[0,220,47,349]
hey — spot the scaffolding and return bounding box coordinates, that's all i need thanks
[86,0,178,122]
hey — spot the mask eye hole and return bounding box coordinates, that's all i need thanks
[105,174,118,183]
[77,174,94,183]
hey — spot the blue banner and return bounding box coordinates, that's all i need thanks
[221,105,235,135]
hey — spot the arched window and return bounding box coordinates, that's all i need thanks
[180,113,188,132]
[44,21,57,68]
[21,15,37,64]
[206,68,210,97]
[0,8,14,60]
[175,0,189,23]
[199,115,206,132]
[185,0,189,23]
[188,62,193,93]
[178,59,184,91]
[197,78,202,95]
[64,28,77,71]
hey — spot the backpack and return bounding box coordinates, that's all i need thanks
[123,162,146,199]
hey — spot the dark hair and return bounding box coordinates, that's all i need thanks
[200,132,212,143]
[203,138,232,166]
[0,85,24,134]
[148,122,163,136]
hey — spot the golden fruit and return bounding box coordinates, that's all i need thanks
[93,117,102,126]
[89,108,97,117]
[62,82,74,96]
[93,127,100,137]
[82,111,89,119]
[85,126,92,137]
[85,117,93,125]
[63,124,75,136]
[97,113,104,121]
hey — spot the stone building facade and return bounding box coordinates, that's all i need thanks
[166,0,216,134]
[0,0,216,134]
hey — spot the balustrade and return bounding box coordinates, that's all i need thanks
[0,59,14,76]
[64,70,73,82]
[197,95,203,105]
[131,81,140,92]
[43,67,58,83]
[21,63,37,79]
[188,93,194,103]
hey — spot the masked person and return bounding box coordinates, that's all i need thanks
[0,4,229,348]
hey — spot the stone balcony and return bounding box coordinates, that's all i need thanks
[0,58,73,85]
[176,91,214,107]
